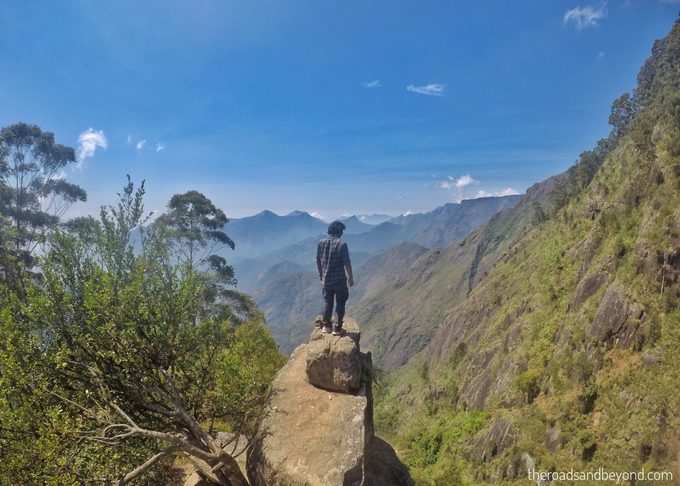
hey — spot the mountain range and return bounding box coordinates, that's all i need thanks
[227,195,522,353]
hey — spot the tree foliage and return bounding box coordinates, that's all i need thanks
[0,165,284,484]
[608,93,636,139]
[0,123,86,286]
[156,190,252,322]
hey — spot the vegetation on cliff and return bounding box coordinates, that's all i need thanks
[374,17,680,485]
[0,138,284,484]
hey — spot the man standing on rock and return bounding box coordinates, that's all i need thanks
[316,220,354,335]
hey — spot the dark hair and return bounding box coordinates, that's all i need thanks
[328,220,346,236]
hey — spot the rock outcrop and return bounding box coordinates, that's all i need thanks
[247,318,412,486]
[588,284,646,349]
[306,320,363,393]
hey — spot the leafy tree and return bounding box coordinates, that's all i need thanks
[8,179,284,484]
[609,93,636,138]
[0,123,86,284]
[158,190,234,274]
[157,190,252,321]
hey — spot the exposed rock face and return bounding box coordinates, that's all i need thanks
[573,271,608,307]
[363,437,414,486]
[469,418,517,464]
[588,284,646,349]
[247,318,412,486]
[306,320,363,393]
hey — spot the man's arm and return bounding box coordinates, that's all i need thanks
[316,242,323,281]
[343,243,354,287]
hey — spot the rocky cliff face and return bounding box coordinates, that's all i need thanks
[247,319,412,486]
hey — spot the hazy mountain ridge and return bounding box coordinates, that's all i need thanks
[371,20,680,483]
[238,196,522,353]
[252,242,429,354]
[227,210,328,259]
[229,196,519,262]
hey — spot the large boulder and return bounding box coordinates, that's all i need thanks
[247,319,413,486]
[306,319,363,393]
[247,343,369,485]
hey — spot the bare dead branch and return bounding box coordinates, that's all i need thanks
[184,454,223,484]
[118,446,177,485]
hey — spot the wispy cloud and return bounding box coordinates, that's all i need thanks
[474,187,520,198]
[76,128,108,168]
[155,142,165,152]
[136,139,147,150]
[362,80,382,88]
[406,83,446,96]
[563,3,607,30]
[439,174,477,190]
[438,175,519,202]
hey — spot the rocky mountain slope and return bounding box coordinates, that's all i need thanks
[370,19,680,484]
[353,178,562,370]
[386,196,522,249]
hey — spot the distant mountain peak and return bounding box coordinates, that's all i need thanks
[255,209,278,218]
[287,210,310,217]
[341,215,361,223]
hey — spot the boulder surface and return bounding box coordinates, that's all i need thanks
[306,319,363,393]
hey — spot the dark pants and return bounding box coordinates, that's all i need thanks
[322,284,349,327]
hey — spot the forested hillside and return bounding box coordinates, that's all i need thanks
[372,18,680,485]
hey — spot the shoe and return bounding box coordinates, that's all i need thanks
[332,325,344,336]
[321,326,331,334]
[314,316,325,328]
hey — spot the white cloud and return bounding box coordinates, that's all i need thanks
[76,128,108,168]
[597,51,606,59]
[563,3,607,30]
[155,142,165,152]
[136,139,147,150]
[406,83,446,96]
[362,80,382,88]
[309,211,325,220]
[474,187,520,198]
[126,134,132,144]
[439,174,477,190]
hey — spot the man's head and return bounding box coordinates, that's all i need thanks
[327,220,346,237]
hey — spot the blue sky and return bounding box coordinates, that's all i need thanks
[0,1,678,220]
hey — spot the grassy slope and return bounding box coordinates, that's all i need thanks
[376,20,680,485]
